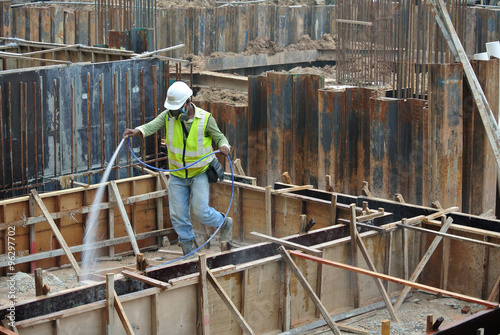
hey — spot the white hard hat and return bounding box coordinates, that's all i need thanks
[164,81,193,110]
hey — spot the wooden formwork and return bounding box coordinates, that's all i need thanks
[0,176,499,334]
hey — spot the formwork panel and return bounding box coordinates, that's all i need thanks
[243,260,281,333]
[289,253,319,327]
[320,240,355,314]
[60,308,103,335]
[273,195,304,238]
[208,271,242,335]
[157,283,198,334]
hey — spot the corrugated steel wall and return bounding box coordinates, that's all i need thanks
[0,59,164,199]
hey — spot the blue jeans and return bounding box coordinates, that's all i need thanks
[168,172,225,242]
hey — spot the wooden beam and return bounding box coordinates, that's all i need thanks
[396,216,454,310]
[151,293,159,335]
[0,327,18,335]
[273,185,313,194]
[30,190,82,278]
[288,250,499,308]
[106,273,115,335]
[207,269,255,335]
[109,181,140,255]
[114,291,135,335]
[396,222,500,249]
[199,254,210,335]
[250,232,322,256]
[122,270,170,290]
[278,246,342,335]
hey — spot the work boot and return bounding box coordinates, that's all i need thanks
[178,239,197,259]
[219,215,233,244]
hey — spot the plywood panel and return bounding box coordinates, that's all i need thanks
[244,261,281,333]
[289,253,319,327]
[320,241,354,314]
[208,272,242,335]
[58,308,103,335]
[158,286,198,335]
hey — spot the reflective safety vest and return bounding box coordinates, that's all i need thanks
[165,107,214,178]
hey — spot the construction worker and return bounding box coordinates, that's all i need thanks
[122,81,233,256]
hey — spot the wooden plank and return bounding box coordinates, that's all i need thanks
[30,190,82,278]
[278,246,342,335]
[114,291,135,335]
[273,185,313,194]
[109,181,140,255]
[396,223,500,249]
[122,270,170,290]
[207,269,255,335]
[106,273,115,335]
[250,232,322,256]
[0,229,174,267]
[394,217,454,310]
[199,254,210,335]
[289,251,499,309]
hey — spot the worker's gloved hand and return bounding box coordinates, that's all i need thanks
[220,145,230,156]
[122,128,142,139]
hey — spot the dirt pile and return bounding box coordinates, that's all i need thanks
[195,86,248,105]
[244,36,284,56]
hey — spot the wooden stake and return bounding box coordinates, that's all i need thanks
[394,217,454,310]
[265,186,272,236]
[362,181,372,198]
[330,194,337,226]
[426,314,434,332]
[151,293,159,335]
[109,181,140,256]
[30,190,82,278]
[250,231,322,256]
[282,172,291,184]
[289,250,499,308]
[106,273,115,335]
[207,269,255,335]
[381,319,390,335]
[199,254,210,335]
[136,253,148,271]
[34,268,43,297]
[233,159,246,176]
[299,214,307,235]
[349,204,360,308]
[277,246,342,335]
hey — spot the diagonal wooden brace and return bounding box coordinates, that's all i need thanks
[30,190,82,278]
[109,181,140,256]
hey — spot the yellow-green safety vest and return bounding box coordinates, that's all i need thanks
[165,107,214,178]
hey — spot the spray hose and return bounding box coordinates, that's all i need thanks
[127,138,235,266]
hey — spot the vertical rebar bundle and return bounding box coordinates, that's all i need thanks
[336,0,468,98]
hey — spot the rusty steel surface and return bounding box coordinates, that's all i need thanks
[0,58,163,199]
[428,63,464,210]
